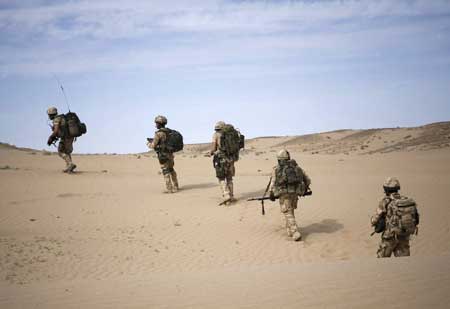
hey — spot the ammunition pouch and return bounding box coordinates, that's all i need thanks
[213,154,229,180]
[162,167,174,175]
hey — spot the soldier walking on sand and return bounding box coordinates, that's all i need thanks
[46,107,77,173]
[268,149,311,241]
[371,177,420,258]
[210,121,243,205]
[147,115,180,193]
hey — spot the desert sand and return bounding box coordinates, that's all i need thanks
[1,122,450,308]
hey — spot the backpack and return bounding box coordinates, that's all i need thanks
[160,128,184,153]
[275,160,305,195]
[386,196,419,236]
[239,132,245,150]
[65,112,87,138]
[219,124,242,160]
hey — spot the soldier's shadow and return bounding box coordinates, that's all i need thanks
[66,170,107,175]
[301,219,344,240]
[238,190,267,200]
[181,182,217,190]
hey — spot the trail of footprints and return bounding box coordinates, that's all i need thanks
[0,236,68,285]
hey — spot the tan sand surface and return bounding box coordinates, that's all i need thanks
[1,125,450,308]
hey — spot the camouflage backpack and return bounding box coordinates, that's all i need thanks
[65,112,87,138]
[386,195,419,236]
[274,160,305,195]
[159,128,184,153]
[219,124,242,161]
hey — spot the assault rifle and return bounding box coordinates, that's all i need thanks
[247,176,312,215]
[370,215,386,236]
[47,123,58,147]
[248,190,312,203]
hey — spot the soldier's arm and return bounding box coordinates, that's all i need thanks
[51,124,59,137]
[50,118,61,138]
[371,198,389,226]
[269,167,276,194]
[210,133,219,155]
[150,132,162,149]
[47,120,60,145]
[301,168,311,188]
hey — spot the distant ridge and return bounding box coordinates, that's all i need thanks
[252,121,450,155]
[2,121,450,155]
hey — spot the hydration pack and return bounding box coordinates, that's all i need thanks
[160,128,184,153]
[65,112,87,138]
[275,160,305,195]
[386,196,419,236]
[219,124,243,161]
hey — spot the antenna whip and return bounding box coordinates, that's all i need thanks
[52,74,71,112]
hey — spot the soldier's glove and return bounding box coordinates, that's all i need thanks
[47,136,56,146]
[269,192,276,201]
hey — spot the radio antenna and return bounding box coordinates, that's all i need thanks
[52,74,71,112]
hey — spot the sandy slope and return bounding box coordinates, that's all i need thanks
[1,132,450,308]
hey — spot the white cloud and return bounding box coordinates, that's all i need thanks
[1,0,450,77]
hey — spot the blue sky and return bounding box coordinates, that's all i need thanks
[1,0,450,153]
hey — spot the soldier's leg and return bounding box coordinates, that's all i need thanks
[278,196,291,235]
[58,140,73,172]
[66,138,76,172]
[160,163,173,193]
[228,161,235,199]
[377,238,395,258]
[290,196,301,240]
[168,157,179,192]
[171,170,179,192]
[393,236,410,257]
[280,195,301,240]
[219,178,231,201]
[285,209,301,241]
[226,177,234,199]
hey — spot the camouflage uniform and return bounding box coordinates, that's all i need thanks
[211,130,235,203]
[371,178,419,258]
[150,129,179,193]
[269,150,311,241]
[51,114,76,172]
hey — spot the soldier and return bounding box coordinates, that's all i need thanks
[210,121,238,205]
[46,107,77,173]
[371,177,420,258]
[147,115,179,193]
[268,149,311,241]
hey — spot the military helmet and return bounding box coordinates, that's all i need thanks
[214,121,226,130]
[154,115,167,125]
[277,149,290,160]
[383,177,401,190]
[47,107,58,116]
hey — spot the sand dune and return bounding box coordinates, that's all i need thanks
[1,123,450,308]
[245,121,450,155]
